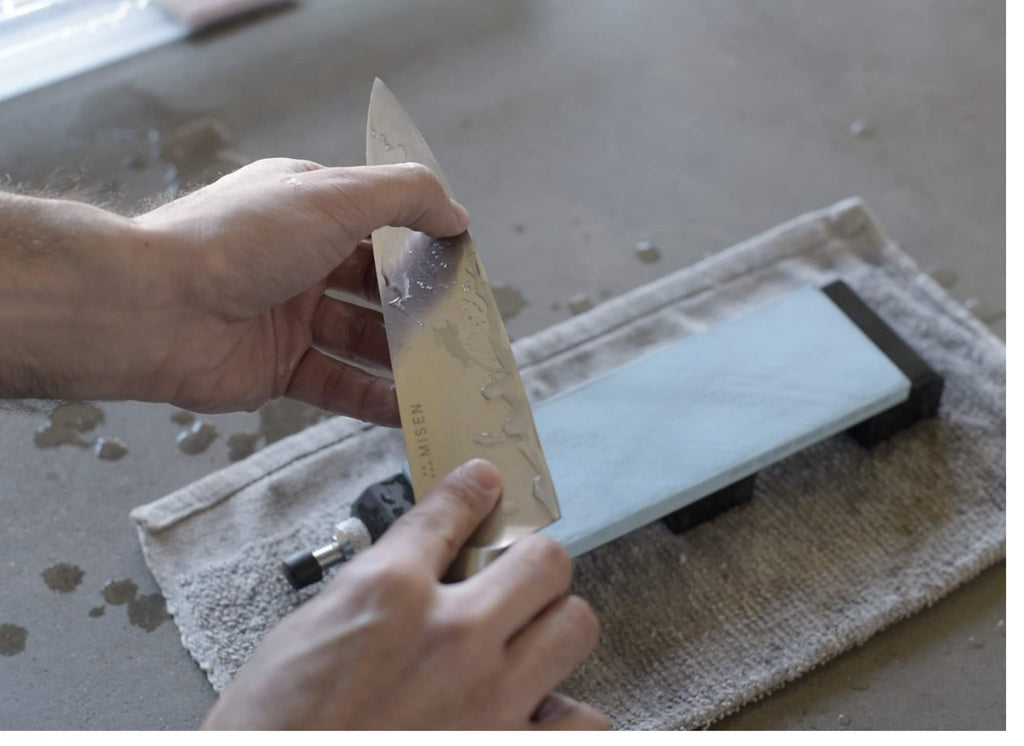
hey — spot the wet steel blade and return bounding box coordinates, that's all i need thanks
[366,79,560,579]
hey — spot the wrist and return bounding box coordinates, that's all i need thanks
[0,193,184,402]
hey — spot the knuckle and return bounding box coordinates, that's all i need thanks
[401,161,437,186]
[564,595,600,645]
[403,508,462,560]
[367,562,428,601]
[523,534,572,580]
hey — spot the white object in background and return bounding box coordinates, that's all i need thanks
[0,0,187,103]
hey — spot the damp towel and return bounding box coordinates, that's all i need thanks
[130,198,1006,730]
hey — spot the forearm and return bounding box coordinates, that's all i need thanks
[0,192,178,401]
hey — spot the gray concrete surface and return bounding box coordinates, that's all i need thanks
[0,0,1004,730]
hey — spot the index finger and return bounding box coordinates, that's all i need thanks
[310,163,470,246]
[373,459,502,579]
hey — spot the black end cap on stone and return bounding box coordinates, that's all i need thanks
[351,473,416,541]
[662,474,757,535]
[821,281,945,448]
[282,550,323,590]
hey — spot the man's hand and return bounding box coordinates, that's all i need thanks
[0,159,468,423]
[203,459,607,730]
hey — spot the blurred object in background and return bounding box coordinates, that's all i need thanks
[0,0,293,103]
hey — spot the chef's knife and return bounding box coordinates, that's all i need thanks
[366,79,560,580]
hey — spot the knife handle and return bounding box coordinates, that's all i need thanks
[281,473,415,590]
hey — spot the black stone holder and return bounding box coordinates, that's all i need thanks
[661,280,945,535]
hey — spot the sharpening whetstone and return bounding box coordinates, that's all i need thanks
[536,284,911,556]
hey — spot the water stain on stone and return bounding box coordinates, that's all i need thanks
[94,436,128,461]
[491,283,527,322]
[88,606,106,618]
[599,289,612,299]
[513,223,525,234]
[567,294,593,316]
[101,578,138,606]
[177,421,218,455]
[127,594,170,632]
[634,240,661,264]
[42,562,84,593]
[258,399,329,445]
[34,402,104,448]
[227,432,261,462]
[0,624,27,656]
[963,298,1005,324]
[170,410,195,426]
[549,302,561,311]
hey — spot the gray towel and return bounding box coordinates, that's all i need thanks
[130,197,1006,730]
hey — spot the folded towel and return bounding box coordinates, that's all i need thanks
[131,197,1006,729]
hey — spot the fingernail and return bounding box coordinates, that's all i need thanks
[450,199,470,229]
[462,458,501,496]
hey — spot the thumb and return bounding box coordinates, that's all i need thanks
[314,163,470,243]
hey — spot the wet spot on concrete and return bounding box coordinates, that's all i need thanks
[491,283,527,322]
[127,594,170,632]
[258,399,328,445]
[634,240,661,264]
[68,84,239,206]
[88,606,106,618]
[963,297,1005,324]
[227,432,261,462]
[549,302,561,311]
[101,578,138,606]
[567,294,593,316]
[42,562,84,593]
[599,289,612,299]
[177,421,218,455]
[513,223,525,234]
[170,410,195,426]
[849,120,874,138]
[94,436,128,461]
[34,402,104,448]
[0,624,27,656]
[928,266,958,289]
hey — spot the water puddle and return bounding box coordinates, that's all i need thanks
[634,240,661,264]
[34,403,103,448]
[177,421,218,455]
[41,562,84,593]
[94,436,128,461]
[0,624,27,656]
[227,432,261,462]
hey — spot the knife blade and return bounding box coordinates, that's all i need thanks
[365,79,560,580]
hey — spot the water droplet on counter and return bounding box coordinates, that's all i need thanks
[88,606,106,618]
[0,624,27,656]
[963,298,1005,324]
[177,421,218,455]
[928,266,958,289]
[34,402,104,448]
[94,436,128,461]
[42,562,84,593]
[127,593,170,632]
[101,578,138,606]
[837,713,852,727]
[567,294,593,316]
[969,635,984,649]
[491,283,527,322]
[634,240,661,264]
[849,120,874,138]
[227,432,261,462]
[170,409,194,426]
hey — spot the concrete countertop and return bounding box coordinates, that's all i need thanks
[0,0,1004,729]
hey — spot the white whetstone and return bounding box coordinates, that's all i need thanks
[536,285,911,556]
